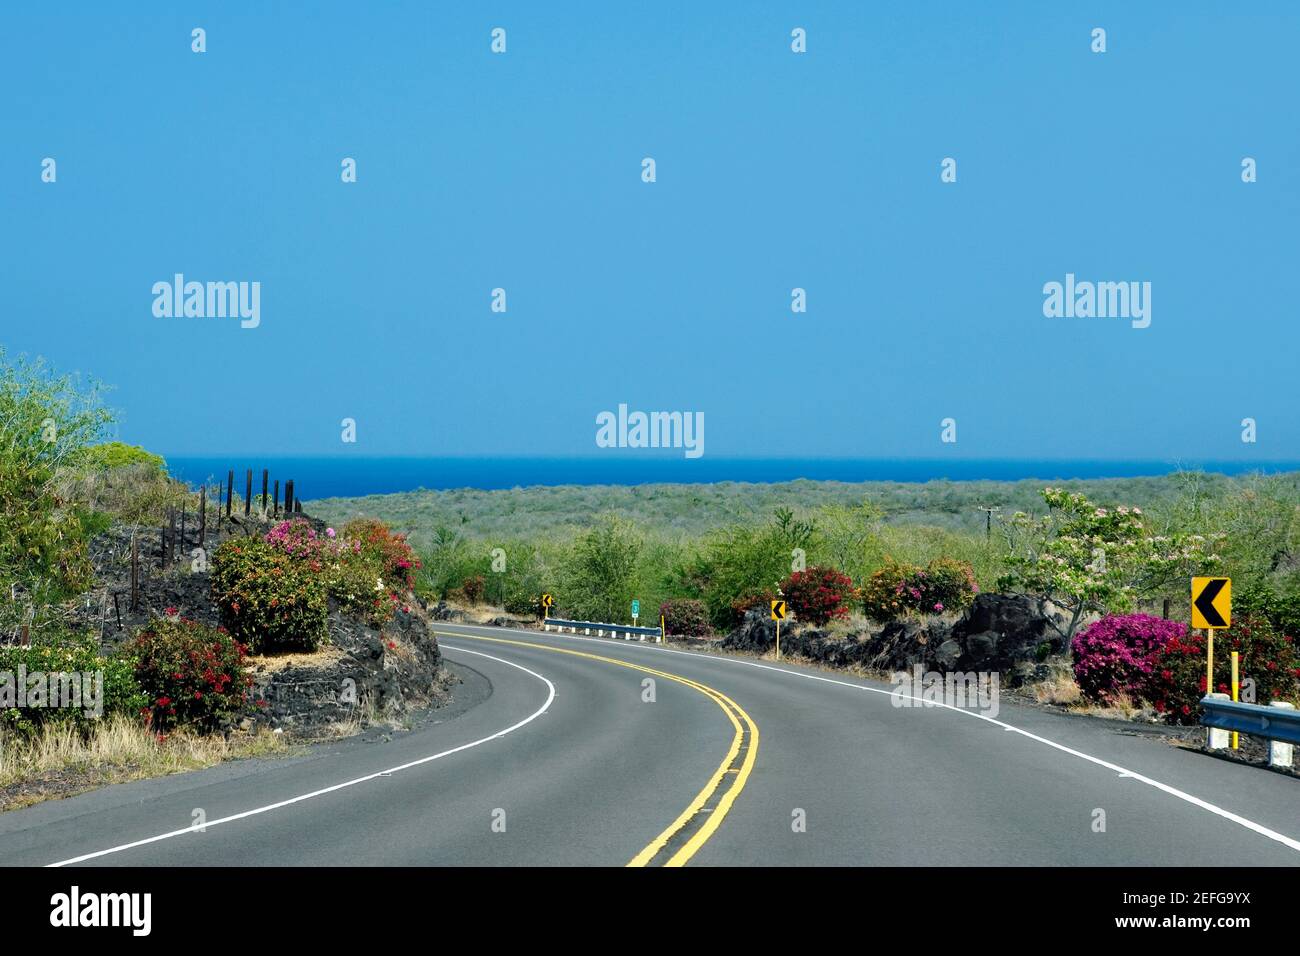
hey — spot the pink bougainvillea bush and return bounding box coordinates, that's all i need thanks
[1071,613,1185,703]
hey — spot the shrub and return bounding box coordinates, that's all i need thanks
[659,598,710,637]
[1071,614,1185,703]
[860,558,978,620]
[922,557,979,614]
[860,560,923,621]
[781,566,854,626]
[0,630,147,735]
[265,518,333,561]
[1236,581,1300,642]
[1148,614,1300,724]
[460,575,485,604]
[211,537,329,653]
[503,587,543,617]
[127,617,252,730]
[264,519,394,627]
[730,587,777,624]
[79,441,166,474]
[343,518,421,591]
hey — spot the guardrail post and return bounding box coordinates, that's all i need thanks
[1268,701,1296,769]
[1206,693,1230,750]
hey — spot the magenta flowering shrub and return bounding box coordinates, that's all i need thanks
[1071,613,1186,702]
[265,518,335,561]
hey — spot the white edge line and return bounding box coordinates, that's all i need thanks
[45,644,556,868]
[448,623,1300,856]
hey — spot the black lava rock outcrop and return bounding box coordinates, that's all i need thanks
[720,593,1069,686]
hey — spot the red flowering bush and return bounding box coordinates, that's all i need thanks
[211,537,329,653]
[1147,614,1300,724]
[128,617,252,730]
[343,518,421,590]
[730,587,777,623]
[781,565,854,626]
[1071,614,1185,702]
[659,598,711,637]
[861,558,978,621]
[459,575,485,604]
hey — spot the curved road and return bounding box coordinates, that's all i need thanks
[2,621,1298,866]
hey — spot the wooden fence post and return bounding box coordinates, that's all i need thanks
[273,479,280,517]
[226,470,234,518]
[198,485,207,543]
[245,469,253,517]
[262,469,269,513]
[130,534,139,611]
[285,480,294,516]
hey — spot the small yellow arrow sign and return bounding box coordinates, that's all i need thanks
[541,593,554,610]
[1191,577,1230,630]
[770,600,786,621]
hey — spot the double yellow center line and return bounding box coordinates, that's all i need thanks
[445,633,758,867]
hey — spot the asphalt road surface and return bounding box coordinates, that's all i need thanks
[2,622,1298,866]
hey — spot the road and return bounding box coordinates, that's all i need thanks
[1,621,1298,866]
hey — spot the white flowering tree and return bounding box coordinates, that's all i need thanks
[997,488,1223,647]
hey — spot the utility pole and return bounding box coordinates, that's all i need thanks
[977,506,1001,541]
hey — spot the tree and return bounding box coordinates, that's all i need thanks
[562,516,642,621]
[0,350,112,632]
[818,498,882,581]
[997,488,1223,647]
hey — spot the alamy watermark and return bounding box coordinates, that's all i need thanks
[596,404,704,459]
[152,273,261,328]
[890,664,999,718]
[0,667,104,718]
[1042,273,1150,329]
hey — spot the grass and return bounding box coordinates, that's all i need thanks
[0,715,290,812]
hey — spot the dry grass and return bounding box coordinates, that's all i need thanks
[1026,667,1083,706]
[1067,691,1147,721]
[0,716,289,811]
[246,644,345,673]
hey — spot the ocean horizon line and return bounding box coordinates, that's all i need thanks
[160,456,1300,500]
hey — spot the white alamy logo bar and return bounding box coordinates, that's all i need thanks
[0,667,104,718]
[50,886,152,936]
[152,274,260,328]
[1042,273,1151,329]
[596,404,704,459]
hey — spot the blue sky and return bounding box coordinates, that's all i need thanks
[2,2,1297,462]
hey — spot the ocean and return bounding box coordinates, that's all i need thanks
[162,457,1300,501]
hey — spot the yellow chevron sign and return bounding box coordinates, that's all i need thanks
[1191,577,1230,630]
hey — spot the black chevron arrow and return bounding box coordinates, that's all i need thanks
[1194,578,1228,628]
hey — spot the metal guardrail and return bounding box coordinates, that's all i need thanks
[542,618,663,641]
[1200,696,1300,746]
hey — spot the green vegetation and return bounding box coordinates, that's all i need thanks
[0,349,112,628]
[0,630,148,735]
[315,473,1300,638]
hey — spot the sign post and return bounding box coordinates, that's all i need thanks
[770,600,787,660]
[541,593,554,621]
[1230,651,1240,750]
[1192,576,1231,705]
